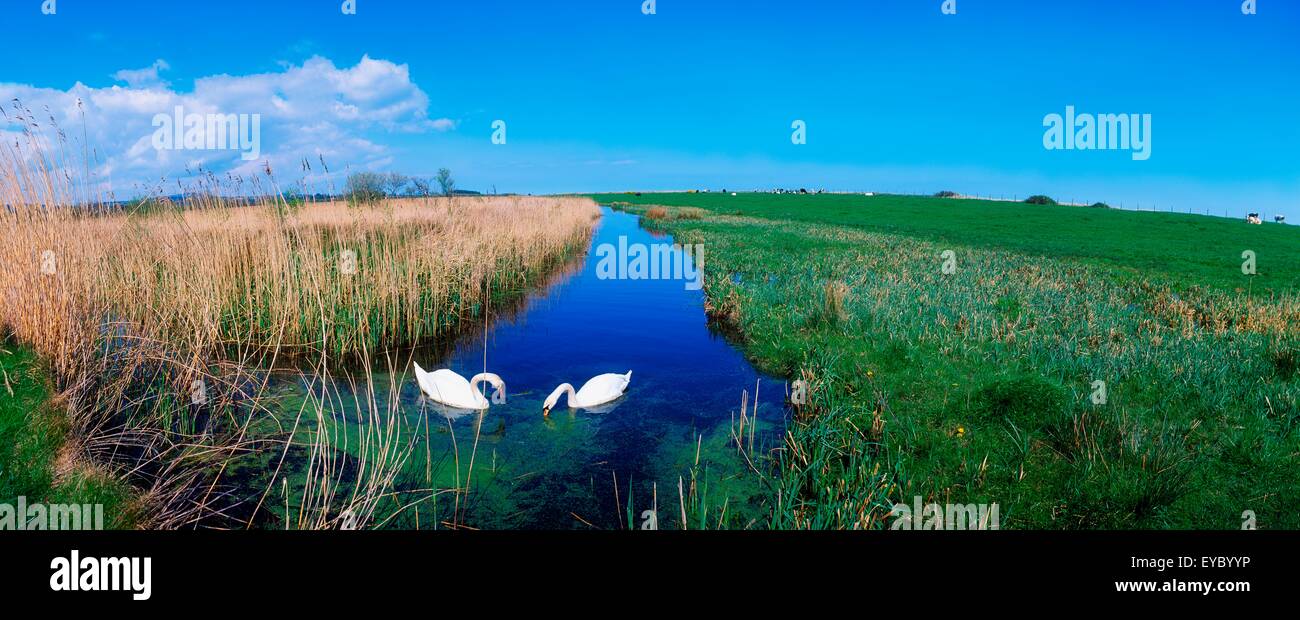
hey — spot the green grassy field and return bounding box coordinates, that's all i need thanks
[589,193,1300,529]
[591,193,1300,294]
[1,339,138,527]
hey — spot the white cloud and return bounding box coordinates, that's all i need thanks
[0,55,443,197]
[112,59,171,89]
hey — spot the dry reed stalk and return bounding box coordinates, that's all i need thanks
[1,104,599,528]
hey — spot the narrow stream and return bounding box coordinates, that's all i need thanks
[256,207,788,529]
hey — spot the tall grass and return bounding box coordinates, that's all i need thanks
[0,103,599,527]
[4,196,596,362]
[620,201,1300,529]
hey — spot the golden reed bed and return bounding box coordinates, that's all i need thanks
[0,105,599,528]
[1,196,599,373]
[0,190,598,528]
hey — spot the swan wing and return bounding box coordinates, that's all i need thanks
[415,367,485,410]
[574,372,631,407]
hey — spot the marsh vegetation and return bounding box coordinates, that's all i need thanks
[597,193,1300,529]
[1,109,598,527]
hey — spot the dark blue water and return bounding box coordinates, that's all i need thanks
[268,207,787,529]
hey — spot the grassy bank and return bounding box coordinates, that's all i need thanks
[593,194,1300,529]
[1,338,138,527]
[593,192,1299,294]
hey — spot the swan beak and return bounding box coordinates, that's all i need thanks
[542,407,551,417]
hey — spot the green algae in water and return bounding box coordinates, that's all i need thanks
[243,208,789,529]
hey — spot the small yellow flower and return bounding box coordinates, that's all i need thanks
[867,370,875,378]
[956,426,966,438]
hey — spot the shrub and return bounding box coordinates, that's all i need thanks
[1089,202,1111,209]
[934,190,959,198]
[1025,195,1057,205]
[974,375,1068,429]
[345,172,387,205]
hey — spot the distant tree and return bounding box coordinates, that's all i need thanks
[935,190,959,198]
[1025,195,1057,205]
[410,177,432,197]
[384,173,411,197]
[1089,202,1111,209]
[435,168,456,197]
[345,171,387,205]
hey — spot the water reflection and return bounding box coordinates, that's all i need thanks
[262,207,788,529]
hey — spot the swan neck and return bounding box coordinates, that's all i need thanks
[548,383,576,407]
[469,373,503,399]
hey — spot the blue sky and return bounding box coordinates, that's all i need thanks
[4,0,1298,217]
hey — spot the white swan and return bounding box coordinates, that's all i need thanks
[412,362,505,411]
[542,371,632,416]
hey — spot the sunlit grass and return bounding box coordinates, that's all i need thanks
[611,199,1300,529]
[0,339,140,527]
